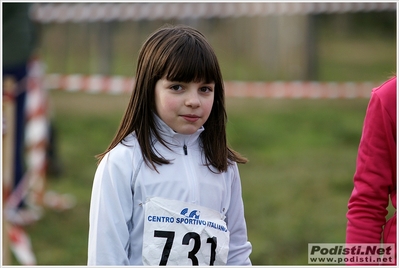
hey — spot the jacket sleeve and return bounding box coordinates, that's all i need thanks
[226,162,252,265]
[346,85,396,244]
[87,148,134,265]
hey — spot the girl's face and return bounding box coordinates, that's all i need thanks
[154,77,215,135]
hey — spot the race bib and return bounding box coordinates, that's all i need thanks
[142,197,230,266]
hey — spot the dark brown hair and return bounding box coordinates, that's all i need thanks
[96,24,247,172]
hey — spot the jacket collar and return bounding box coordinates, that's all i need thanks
[153,114,204,149]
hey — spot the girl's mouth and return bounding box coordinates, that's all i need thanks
[181,114,200,122]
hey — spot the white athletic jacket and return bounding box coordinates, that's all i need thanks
[88,116,252,265]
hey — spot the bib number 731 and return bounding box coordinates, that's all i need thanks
[155,230,217,266]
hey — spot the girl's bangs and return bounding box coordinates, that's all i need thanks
[163,39,219,84]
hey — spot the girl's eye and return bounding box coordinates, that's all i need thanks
[170,85,183,91]
[200,87,213,93]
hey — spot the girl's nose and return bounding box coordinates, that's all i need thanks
[185,91,201,108]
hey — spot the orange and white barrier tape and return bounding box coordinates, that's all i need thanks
[44,73,379,99]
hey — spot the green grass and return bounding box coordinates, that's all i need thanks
[226,98,369,264]
[318,33,396,82]
[16,91,392,265]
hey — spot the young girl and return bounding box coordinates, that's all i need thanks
[87,25,252,266]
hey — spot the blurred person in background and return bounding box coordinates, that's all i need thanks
[346,76,397,265]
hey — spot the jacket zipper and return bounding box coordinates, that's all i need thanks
[183,144,188,155]
[181,143,198,203]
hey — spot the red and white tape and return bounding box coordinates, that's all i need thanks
[45,73,134,95]
[25,59,49,207]
[224,80,378,99]
[44,73,379,99]
[4,59,49,215]
[3,58,47,265]
[8,226,36,265]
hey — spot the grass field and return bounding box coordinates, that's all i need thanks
[20,91,392,265]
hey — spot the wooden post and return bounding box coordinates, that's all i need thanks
[99,21,114,75]
[305,14,319,80]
